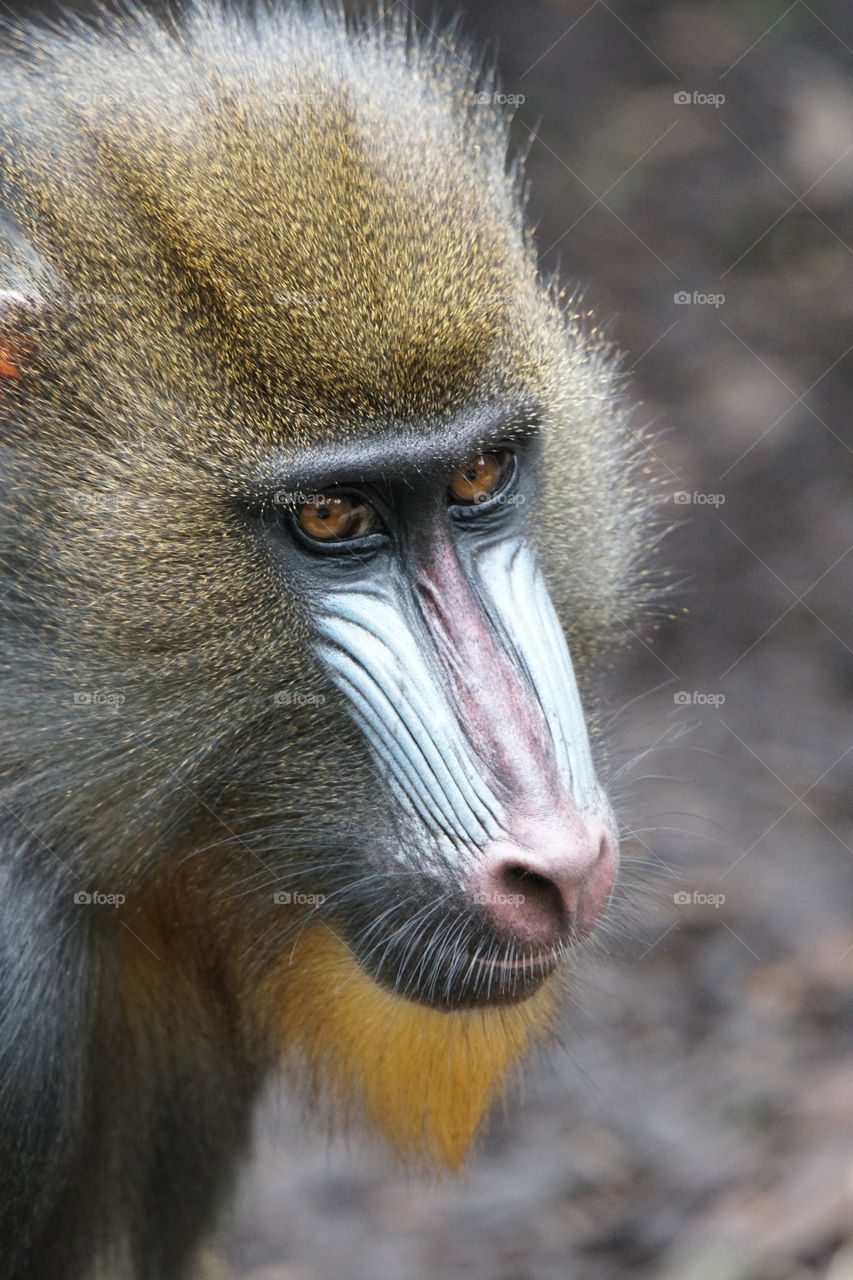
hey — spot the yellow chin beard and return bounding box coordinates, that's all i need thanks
[266,924,560,1170]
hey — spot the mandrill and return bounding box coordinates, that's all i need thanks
[0,3,650,1278]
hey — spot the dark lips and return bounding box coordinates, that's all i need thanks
[353,935,561,1011]
[329,875,566,1011]
[467,947,560,1002]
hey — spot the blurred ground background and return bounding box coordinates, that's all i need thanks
[11,0,853,1276]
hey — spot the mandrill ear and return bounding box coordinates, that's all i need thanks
[0,291,45,386]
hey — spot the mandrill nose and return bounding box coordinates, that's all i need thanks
[468,818,617,950]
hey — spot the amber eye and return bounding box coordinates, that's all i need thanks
[448,450,514,506]
[294,491,379,543]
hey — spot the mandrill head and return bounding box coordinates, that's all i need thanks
[0,3,651,1169]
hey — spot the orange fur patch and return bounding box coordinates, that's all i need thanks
[0,336,35,381]
[265,925,559,1170]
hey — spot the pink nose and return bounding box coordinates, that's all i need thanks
[468,816,617,949]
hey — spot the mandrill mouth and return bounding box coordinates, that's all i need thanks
[473,949,558,974]
[349,934,561,1009]
[334,889,567,1011]
[323,816,615,1011]
[468,946,562,1001]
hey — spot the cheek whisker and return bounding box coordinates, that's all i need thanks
[346,893,424,968]
[386,898,448,994]
[408,896,456,992]
[438,911,473,1004]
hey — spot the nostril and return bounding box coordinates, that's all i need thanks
[502,863,547,889]
[495,861,565,929]
[469,825,617,950]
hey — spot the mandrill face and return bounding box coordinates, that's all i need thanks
[255,419,619,1012]
[0,3,649,1171]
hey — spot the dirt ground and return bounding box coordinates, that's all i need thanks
[224,2,853,1277]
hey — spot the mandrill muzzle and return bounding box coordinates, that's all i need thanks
[309,450,618,1010]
